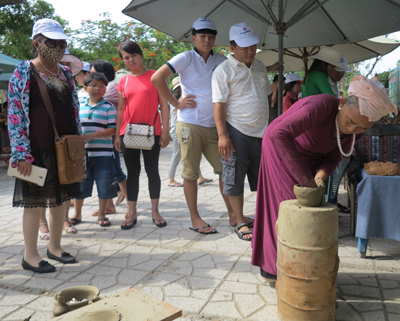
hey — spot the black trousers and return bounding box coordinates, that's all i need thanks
[121,135,161,201]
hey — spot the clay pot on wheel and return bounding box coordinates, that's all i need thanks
[293,184,324,207]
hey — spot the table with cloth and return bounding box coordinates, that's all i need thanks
[356,169,400,256]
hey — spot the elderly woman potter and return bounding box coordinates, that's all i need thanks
[251,76,397,285]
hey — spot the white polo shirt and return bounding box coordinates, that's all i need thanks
[167,48,226,127]
[212,54,272,138]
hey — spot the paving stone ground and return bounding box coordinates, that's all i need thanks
[1,145,400,320]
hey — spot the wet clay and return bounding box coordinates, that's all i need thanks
[364,161,400,176]
[293,184,324,207]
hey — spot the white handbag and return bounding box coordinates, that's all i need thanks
[123,123,155,150]
[122,75,158,150]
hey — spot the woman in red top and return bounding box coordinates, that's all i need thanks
[282,73,303,113]
[114,41,169,230]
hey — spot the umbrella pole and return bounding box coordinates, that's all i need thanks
[277,0,285,116]
[278,33,284,116]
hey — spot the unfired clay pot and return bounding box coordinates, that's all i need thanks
[52,286,101,317]
[293,184,324,207]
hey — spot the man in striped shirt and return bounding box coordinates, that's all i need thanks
[71,72,117,227]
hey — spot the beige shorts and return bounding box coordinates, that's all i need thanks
[176,121,222,180]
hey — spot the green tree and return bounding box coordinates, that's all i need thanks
[0,0,68,60]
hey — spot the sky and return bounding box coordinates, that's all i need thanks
[47,0,400,75]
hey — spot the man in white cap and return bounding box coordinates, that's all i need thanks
[329,54,350,98]
[212,22,272,241]
[152,17,233,235]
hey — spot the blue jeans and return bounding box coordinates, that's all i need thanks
[77,156,118,200]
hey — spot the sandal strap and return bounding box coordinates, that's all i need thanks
[236,222,249,231]
[39,222,48,226]
[192,224,210,231]
[238,230,252,236]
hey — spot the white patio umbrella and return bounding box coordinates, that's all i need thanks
[122,0,400,114]
[256,36,400,72]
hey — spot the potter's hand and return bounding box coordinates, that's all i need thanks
[315,177,325,188]
[314,170,328,188]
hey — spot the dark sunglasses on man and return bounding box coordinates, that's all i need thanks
[40,39,68,49]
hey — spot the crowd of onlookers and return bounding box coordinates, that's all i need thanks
[7,17,396,287]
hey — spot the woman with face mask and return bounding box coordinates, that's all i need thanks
[7,19,81,273]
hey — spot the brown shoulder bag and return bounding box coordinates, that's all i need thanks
[34,65,86,185]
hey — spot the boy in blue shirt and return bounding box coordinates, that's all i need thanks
[70,72,117,227]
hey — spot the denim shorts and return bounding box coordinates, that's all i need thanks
[77,156,118,200]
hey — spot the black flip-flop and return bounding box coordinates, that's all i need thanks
[98,218,111,227]
[235,222,252,241]
[153,218,167,228]
[121,219,137,230]
[68,218,82,225]
[189,224,218,234]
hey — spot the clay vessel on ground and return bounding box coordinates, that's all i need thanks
[52,286,101,317]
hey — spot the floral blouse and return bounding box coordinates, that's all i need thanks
[7,60,81,167]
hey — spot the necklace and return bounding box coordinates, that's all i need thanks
[336,113,356,157]
[38,58,59,77]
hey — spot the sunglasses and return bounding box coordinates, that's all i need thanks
[40,39,68,49]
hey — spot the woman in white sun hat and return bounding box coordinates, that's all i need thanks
[7,18,80,273]
[303,47,344,98]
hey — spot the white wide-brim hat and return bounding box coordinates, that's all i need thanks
[172,76,180,91]
[335,54,350,72]
[310,47,343,70]
[60,54,83,76]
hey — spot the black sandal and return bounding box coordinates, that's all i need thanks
[121,219,137,230]
[98,218,111,227]
[153,218,167,228]
[68,218,82,225]
[235,222,252,241]
[189,224,218,234]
